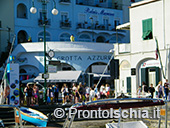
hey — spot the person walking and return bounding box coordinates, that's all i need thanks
[105,84,110,98]
[32,83,39,105]
[142,81,148,96]
[157,81,164,98]
[148,84,155,98]
[24,84,33,106]
[47,85,54,104]
[137,86,142,98]
[90,87,95,101]
[163,83,169,100]
[54,84,59,104]
[70,34,75,42]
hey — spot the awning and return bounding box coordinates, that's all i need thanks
[34,71,82,83]
[93,73,110,80]
[116,22,130,30]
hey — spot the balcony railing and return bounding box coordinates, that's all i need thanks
[60,20,71,28]
[38,19,51,26]
[77,22,115,31]
[59,0,71,4]
[76,1,122,10]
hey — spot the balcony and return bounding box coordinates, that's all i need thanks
[60,20,71,29]
[76,1,122,10]
[76,22,125,35]
[38,19,51,26]
[59,0,71,4]
[119,44,131,53]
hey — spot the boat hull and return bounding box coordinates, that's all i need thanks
[16,107,48,127]
[72,98,165,110]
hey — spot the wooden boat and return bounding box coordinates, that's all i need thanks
[16,107,48,127]
[71,98,164,110]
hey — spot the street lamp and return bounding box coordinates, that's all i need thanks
[30,0,58,102]
[89,17,94,42]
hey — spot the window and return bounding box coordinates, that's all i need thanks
[114,19,120,29]
[60,33,70,41]
[142,18,153,40]
[38,31,51,42]
[17,4,27,18]
[103,17,109,29]
[17,30,28,43]
[78,14,86,23]
[79,34,91,42]
[61,12,68,22]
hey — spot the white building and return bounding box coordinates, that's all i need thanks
[115,0,170,97]
[11,41,114,86]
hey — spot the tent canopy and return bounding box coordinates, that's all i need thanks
[34,71,82,83]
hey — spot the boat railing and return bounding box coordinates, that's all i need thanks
[0,105,23,128]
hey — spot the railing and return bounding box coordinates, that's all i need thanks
[0,105,23,128]
[76,1,122,10]
[60,21,71,28]
[59,0,71,3]
[38,19,51,26]
[77,22,115,31]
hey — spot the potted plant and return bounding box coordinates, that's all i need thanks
[65,18,69,22]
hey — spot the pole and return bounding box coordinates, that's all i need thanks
[165,101,168,128]
[42,0,47,103]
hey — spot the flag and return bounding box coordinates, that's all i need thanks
[155,38,159,60]
[155,48,158,60]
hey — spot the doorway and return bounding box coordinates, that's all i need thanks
[96,36,105,42]
[141,67,160,87]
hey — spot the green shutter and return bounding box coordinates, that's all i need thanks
[141,68,149,86]
[155,67,160,85]
[127,77,131,94]
[147,18,152,31]
[142,18,152,40]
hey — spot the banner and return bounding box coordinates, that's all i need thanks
[7,63,20,106]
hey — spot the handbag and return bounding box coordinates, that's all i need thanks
[47,96,51,103]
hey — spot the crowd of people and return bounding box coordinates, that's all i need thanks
[137,79,170,100]
[18,79,170,106]
[47,82,112,105]
[19,82,112,106]
[20,83,39,106]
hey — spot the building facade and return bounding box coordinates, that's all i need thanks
[115,0,170,97]
[0,0,142,66]
[11,41,114,86]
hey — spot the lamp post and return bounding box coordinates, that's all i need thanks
[89,17,94,42]
[30,0,58,102]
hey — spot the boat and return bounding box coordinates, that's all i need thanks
[16,107,48,127]
[106,121,148,128]
[71,98,165,110]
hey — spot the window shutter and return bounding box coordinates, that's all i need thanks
[147,18,152,31]
[127,77,131,93]
[142,20,147,33]
[142,18,152,40]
